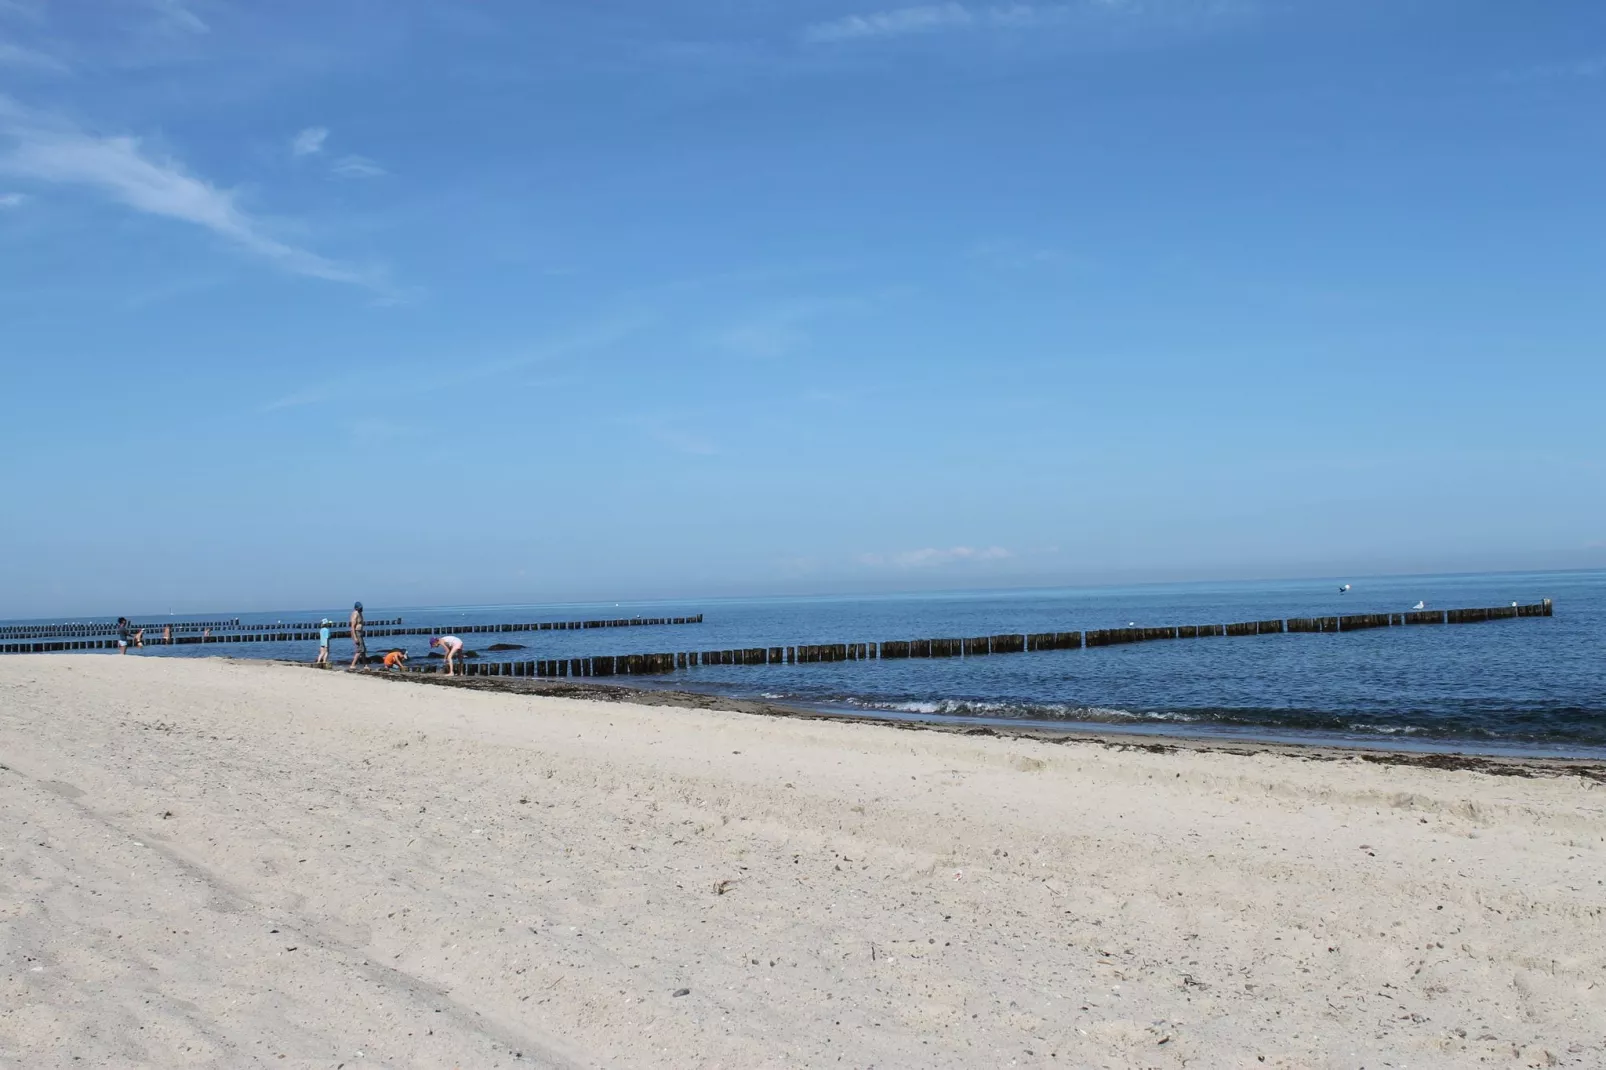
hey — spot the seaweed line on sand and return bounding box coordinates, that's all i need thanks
[315,663,1606,783]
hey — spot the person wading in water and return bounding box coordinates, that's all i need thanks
[348,602,367,670]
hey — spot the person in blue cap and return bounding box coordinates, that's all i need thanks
[314,619,332,667]
[347,602,367,669]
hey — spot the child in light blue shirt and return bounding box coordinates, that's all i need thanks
[315,619,332,667]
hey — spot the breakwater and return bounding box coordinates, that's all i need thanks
[0,618,244,640]
[0,614,703,655]
[0,617,404,641]
[410,600,1553,679]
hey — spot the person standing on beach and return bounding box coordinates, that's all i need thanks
[315,619,332,668]
[162,624,171,645]
[430,635,464,676]
[348,602,367,670]
[115,617,132,655]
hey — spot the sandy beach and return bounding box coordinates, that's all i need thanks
[1,656,1602,1068]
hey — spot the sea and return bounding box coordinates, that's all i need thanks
[10,569,1605,758]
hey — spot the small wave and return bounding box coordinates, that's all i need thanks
[843,697,1016,716]
[701,683,1606,748]
[871,700,944,714]
[1054,707,1202,724]
[838,697,1205,725]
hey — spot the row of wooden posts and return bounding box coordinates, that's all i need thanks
[0,613,704,643]
[401,600,1553,679]
[0,617,243,640]
[0,613,704,655]
[0,617,413,641]
[213,617,402,632]
[357,615,702,639]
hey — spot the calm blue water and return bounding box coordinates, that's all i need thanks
[12,570,1604,757]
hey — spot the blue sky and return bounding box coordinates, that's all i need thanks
[2,0,1604,616]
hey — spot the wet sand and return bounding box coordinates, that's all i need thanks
[2,655,1603,1068]
[379,667,1606,780]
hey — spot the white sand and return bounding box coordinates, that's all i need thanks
[1,656,1602,1069]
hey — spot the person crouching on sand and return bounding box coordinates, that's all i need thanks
[430,635,464,676]
[382,649,408,672]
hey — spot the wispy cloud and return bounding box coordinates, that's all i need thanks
[0,190,23,207]
[858,545,1013,568]
[0,40,68,73]
[644,424,718,456]
[713,316,809,359]
[0,0,45,22]
[1502,56,1606,83]
[709,295,872,360]
[0,98,375,287]
[805,3,975,43]
[259,387,332,413]
[290,126,328,157]
[348,418,413,442]
[291,130,386,179]
[331,154,385,178]
[968,239,1085,271]
[804,1,1246,45]
[258,312,647,414]
[147,0,208,35]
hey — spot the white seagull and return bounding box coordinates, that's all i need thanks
[1412,601,1425,610]
[1339,584,1352,593]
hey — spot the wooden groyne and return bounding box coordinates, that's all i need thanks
[0,613,703,655]
[403,600,1553,679]
[0,617,407,641]
[356,615,702,639]
[0,618,244,640]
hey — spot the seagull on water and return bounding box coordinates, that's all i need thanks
[1412,601,1425,610]
[1339,584,1352,593]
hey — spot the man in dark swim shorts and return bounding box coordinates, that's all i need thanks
[348,601,367,669]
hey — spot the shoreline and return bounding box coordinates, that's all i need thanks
[346,661,1606,780]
